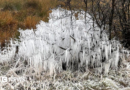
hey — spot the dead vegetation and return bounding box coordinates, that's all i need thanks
[0,0,58,47]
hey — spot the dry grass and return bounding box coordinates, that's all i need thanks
[24,16,40,29]
[0,57,130,90]
[0,0,58,46]
[0,11,18,45]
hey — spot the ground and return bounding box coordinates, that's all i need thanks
[0,58,130,90]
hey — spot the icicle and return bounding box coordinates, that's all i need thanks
[87,37,90,54]
[82,50,85,65]
[105,45,108,60]
[109,44,111,57]
[65,49,71,67]
[115,45,119,70]
[103,60,111,76]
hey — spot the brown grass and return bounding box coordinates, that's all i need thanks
[0,0,58,46]
[24,16,40,29]
[0,11,18,45]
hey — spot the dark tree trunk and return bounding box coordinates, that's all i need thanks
[109,0,115,40]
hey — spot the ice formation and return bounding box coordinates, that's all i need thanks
[0,8,129,76]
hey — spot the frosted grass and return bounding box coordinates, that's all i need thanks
[0,7,130,89]
[0,8,129,75]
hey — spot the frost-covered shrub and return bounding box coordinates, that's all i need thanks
[0,8,129,76]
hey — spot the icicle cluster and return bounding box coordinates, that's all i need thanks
[0,8,129,76]
[0,39,17,63]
